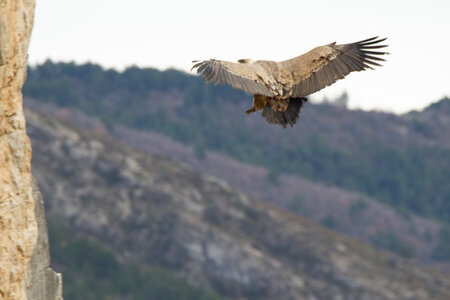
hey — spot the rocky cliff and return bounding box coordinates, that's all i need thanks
[27,108,450,300]
[0,1,62,299]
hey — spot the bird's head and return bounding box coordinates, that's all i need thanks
[237,58,253,64]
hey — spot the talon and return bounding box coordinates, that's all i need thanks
[245,107,256,115]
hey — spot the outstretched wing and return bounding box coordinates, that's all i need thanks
[280,37,389,97]
[191,59,273,96]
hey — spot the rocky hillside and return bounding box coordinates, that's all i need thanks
[22,62,450,226]
[25,97,447,271]
[27,108,450,300]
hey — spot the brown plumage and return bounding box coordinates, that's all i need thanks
[192,37,388,128]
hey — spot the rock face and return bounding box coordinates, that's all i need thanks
[27,108,450,300]
[0,1,62,299]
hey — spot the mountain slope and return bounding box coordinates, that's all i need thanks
[46,218,225,300]
[26,97,444,267]
[23,61,450,224]
[27,108,450,300]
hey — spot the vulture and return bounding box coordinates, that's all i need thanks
[192,37,388,128]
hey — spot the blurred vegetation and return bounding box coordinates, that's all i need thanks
[48,219,226,300]
[288,196,304,214]
[431,226,450,261]
[320,214,338,229]
[424,230,433,242]
[266,168,281,185]
[370,231,414,258]
[349,199,369,220]
[24,61,450,225]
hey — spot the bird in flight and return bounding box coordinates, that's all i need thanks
[192,37,388,128]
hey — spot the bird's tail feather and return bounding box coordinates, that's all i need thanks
[261,97,307,128]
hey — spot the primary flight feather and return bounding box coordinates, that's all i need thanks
[192,36,389,128]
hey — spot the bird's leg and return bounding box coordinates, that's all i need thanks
[245,107,256,114]
[246,95,271,114]
[253,95,270,110]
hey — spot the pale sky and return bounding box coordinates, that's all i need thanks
[29,0,450,113]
